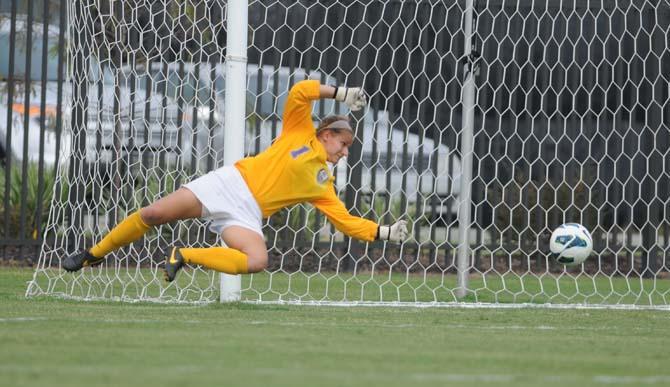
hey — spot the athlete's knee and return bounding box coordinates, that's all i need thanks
[139,205,170,226]
[246,253,268,273]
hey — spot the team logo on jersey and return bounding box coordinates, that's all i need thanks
[316,168,329,185]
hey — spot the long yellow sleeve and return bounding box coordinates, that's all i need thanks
[311,185,379,242]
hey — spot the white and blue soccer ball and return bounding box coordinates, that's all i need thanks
[549,223,593,265]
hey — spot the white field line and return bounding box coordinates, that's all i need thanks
[249,300,670,311]
[0,363,666,385]
[0,317,662,333]
[593,376,670,384]
[0,317,202,324]
[0,317,48,322]
[24,292,670,311]
[248,320,664,333]
[253,367,670,385]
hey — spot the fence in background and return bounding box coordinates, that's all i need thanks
[0,0,66,262]
[4,1,670,279]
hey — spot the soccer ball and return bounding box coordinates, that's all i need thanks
[549,223,593,265]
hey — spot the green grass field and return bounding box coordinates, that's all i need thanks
[2,267,669,387]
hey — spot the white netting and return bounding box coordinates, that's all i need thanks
[27,0,670,309]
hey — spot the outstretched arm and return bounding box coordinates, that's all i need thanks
[311,186,408,243]
[281,80,368,137]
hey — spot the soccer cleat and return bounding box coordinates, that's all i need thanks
[62,250,105,272]
[164,247,185,282]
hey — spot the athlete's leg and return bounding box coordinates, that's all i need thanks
[221,226,268,273]
[139,187,204,225]
[64,188,204,272]
[164,226,267,281]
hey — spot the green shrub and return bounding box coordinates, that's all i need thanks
[0,163,61,238]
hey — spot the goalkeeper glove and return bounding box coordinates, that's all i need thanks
[377,220,408,243]
[334,87,367,111]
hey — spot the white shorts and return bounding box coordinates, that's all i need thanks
[183,166,264,237]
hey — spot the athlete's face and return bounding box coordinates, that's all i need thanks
[319,129,354,164]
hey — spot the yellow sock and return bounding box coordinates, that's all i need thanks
[179,247,249,275]
[89,211,151,258]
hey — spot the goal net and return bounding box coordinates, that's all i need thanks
[27,0,670,309]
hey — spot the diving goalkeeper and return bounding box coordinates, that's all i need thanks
[63,80,408,281]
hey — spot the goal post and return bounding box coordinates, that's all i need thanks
[219,0,248,302]
[26,0,670,310]
[456,0,478,299]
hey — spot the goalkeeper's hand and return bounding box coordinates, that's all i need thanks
[334,87,367,111]
[377,220,408,243]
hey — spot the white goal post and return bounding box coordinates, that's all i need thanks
[219,0,248,302]
[27,0,670,310]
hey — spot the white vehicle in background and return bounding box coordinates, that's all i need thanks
[0,85,69,167]
[0,14,223,171]
[0,14,68,167]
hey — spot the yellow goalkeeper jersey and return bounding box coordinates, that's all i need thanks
[235,80,378,242]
